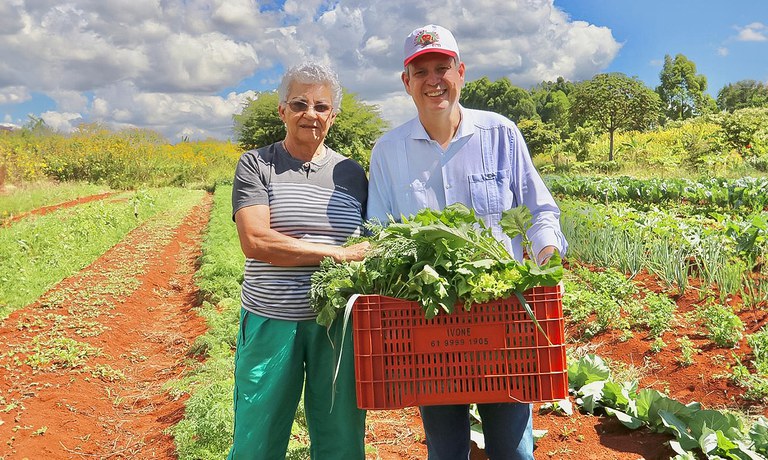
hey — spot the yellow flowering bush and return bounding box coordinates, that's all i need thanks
[1,125,241,189]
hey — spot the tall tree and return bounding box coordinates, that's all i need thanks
[717,80,768,112]
[325,92,389,170]
[570,73,662,161]
[461,77,493,110]
[656,54,714,120]
[233,90,387,169]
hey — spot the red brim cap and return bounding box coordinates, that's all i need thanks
[404,48,458,67]
[403,24,460,68]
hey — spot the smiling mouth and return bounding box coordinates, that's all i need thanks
[426,89,446,97]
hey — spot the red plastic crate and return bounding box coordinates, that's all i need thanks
[352,285,568,410]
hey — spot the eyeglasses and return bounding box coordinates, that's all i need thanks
[285,100,333,114]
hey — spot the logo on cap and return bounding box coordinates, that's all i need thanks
[414,30,440,48]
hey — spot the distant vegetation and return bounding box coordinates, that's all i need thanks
[2,51,766,189]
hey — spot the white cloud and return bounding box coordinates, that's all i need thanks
[717,47,729,57]
[0,86,30,105]
[0,0,622,139]
[40,111,82,133]
[736,22,767,42]
[87,81,257,140]
[141,32,259,92]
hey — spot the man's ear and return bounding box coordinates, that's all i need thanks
[277,103,287,123]
[401,70,412,96]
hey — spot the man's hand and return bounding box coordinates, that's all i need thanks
[536,245,557,266]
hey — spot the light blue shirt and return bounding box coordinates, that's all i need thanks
[367,106,567,262]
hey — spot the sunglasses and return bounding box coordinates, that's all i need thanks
[285,100,333,114]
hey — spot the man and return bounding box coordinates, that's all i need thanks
[367,24,568,460]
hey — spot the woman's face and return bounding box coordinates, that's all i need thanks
[278,82,336,146]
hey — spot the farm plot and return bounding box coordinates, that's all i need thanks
[2,180,767,460]
[0,188,210,458]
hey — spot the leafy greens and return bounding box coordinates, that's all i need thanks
[309,203,563,327]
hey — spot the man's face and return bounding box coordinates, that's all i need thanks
[402,53,465,116]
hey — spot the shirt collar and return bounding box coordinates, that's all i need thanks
[409,105,473,143]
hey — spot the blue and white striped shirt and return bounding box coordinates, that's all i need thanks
[232,143,367,321]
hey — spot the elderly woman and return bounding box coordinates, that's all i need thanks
[229,62,369,460]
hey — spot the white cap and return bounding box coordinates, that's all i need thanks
[403,24,460,67]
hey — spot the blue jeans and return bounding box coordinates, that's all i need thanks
[419,403,533,460]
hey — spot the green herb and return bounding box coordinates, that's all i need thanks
[310,203,563,326]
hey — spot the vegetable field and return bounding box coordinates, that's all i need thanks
[1,176,767,460]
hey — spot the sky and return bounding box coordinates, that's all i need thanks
[0,0,766,141]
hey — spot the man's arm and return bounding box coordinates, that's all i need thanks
[235,204,369,266]
[511,124,568,259]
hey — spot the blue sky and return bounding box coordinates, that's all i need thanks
[0,1,765,140]
[555,0,768,96]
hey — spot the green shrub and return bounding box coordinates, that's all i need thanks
[698,302,744,348]
[644,292,676,339]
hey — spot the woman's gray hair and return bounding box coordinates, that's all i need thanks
[278,62,343,113]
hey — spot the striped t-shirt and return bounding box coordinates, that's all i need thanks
[232,142,368,321]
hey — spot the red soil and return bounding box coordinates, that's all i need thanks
[0,194,211,459]
[1,194,765,460]
[1,192,119,226]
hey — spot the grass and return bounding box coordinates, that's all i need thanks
[0,186,206,446]
[0,187,204,320]
[0,180,111,221]
[170,184,321,460]
[169,184,242,459]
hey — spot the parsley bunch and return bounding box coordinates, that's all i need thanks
[309,203,562,326]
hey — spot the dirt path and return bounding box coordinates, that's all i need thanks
[0,193,211,459]
[1,192,119,227]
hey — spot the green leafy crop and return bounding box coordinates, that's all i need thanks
[309,203,563,326]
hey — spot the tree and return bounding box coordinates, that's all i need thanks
[538,91,570,130]
[460,77,538,122]
[531,77,575,137]
[325,92,389,170]
[233,91,284,149]
[517,119,559,157]
[570,73,662,161]
[717,80,768,112]
[460,77,493,109]
[656,54,714,120]
[233,90,387,169]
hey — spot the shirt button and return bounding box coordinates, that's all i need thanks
[445,184,451,189]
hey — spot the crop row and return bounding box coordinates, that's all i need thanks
[559,198,768,303]
[0,188,205,319]
[547,175,768,212]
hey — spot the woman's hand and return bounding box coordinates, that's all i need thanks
[335,241,371,263]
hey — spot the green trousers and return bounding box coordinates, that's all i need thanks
[227,309,366,460]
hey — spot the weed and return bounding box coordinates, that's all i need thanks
[91,364,125,382]
[644,292,676,338]
[697,301,744,348]
[650,337,666,353]
[25,335,101,370]
[676,336,700,367]
[748,327,768,373]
